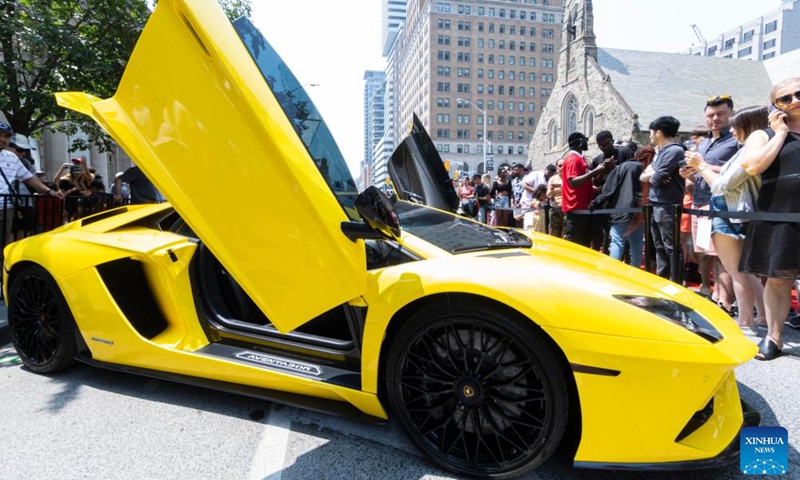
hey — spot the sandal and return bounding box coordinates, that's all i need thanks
[755,336,782,361]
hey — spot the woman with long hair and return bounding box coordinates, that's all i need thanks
[490,168,512,227]
[739,78,800,360]
[685,106,768,333]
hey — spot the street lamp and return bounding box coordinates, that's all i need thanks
[456,98,493,171]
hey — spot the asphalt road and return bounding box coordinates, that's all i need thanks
[1,305,799,480]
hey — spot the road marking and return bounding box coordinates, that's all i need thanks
[247,405,292,480]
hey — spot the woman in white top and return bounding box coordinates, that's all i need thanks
[685,106,768,332]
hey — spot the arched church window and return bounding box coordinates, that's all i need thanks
[565,95,579,139]
[549,120,559,149]
[583,107,595,137]
[568,5,578,41]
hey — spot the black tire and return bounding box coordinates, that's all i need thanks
[8,265,78,373]
[386,302,568,479]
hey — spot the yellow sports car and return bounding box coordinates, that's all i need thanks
[4,0,759,477]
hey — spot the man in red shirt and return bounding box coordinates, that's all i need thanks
[561,132,612,247]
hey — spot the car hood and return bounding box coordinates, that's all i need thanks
[388,114,459,212]
[53,0,368,334]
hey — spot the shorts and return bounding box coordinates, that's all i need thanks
[495,196,510,209]
[691,204,717,256]
[710,196,747,240]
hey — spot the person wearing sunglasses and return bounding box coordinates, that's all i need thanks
[739,77,800,361]
[680,94,738,315]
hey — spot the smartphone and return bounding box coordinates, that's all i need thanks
[678,159,687,167]
[770,104,788,124]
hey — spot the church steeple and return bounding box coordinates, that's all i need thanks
[560,0,597,82]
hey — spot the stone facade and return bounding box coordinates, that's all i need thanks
[528,0,637,169]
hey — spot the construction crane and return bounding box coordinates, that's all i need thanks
[691,24,707,45]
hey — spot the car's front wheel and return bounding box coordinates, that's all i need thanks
[8,265,78,373]
[386,302,568,479]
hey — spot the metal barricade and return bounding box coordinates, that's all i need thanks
[0,193,131,256]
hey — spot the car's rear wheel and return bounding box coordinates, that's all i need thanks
[8,265,78,373]
[386,302,568,479]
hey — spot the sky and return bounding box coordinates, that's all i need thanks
[249,1,784,177]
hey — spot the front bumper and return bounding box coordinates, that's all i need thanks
[575,400,761,471]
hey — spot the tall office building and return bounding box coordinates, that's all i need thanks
[366,0,408,187]
[363,71,387,190]
[683,0,800,61]
[391,0,565,174]
[382,0,408,56]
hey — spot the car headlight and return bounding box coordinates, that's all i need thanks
[613,295,723,343]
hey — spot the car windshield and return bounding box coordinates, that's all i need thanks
[395,201,532,253]
[232,17,359,218]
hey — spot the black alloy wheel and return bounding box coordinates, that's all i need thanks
[386,302,568,479]
[8,265,78,373]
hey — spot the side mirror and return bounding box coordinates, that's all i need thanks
[343,186,401,241]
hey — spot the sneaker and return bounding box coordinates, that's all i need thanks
[788,314,800,330]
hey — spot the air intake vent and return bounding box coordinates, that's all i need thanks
[97,258,168,339]
[675,398,714,442]
[81,207,128,226]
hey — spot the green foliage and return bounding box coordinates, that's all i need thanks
[0,0,251,151]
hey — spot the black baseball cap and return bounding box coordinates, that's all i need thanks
[0,122,13,135]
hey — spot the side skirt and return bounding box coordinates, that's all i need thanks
[74,354,385,425]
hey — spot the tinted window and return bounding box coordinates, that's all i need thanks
[233,18,359,216]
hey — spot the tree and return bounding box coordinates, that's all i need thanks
[0,0,251,151]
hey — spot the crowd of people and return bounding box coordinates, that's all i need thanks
[0,122,160,251]
[455,77,800,361]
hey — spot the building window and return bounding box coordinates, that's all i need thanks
[738,46,752,58]
[764,39,776,50]
[489,23,495,33]
[724,38,734,50]
[763,52,775,60]
[743,30,754,42]
[549,121,559,149]
[565,96,579,139]
[478,22,484,32]
[765,20,778,34]
[707,45,717,56]
[437,3,451,13]
[583,108,595,137]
